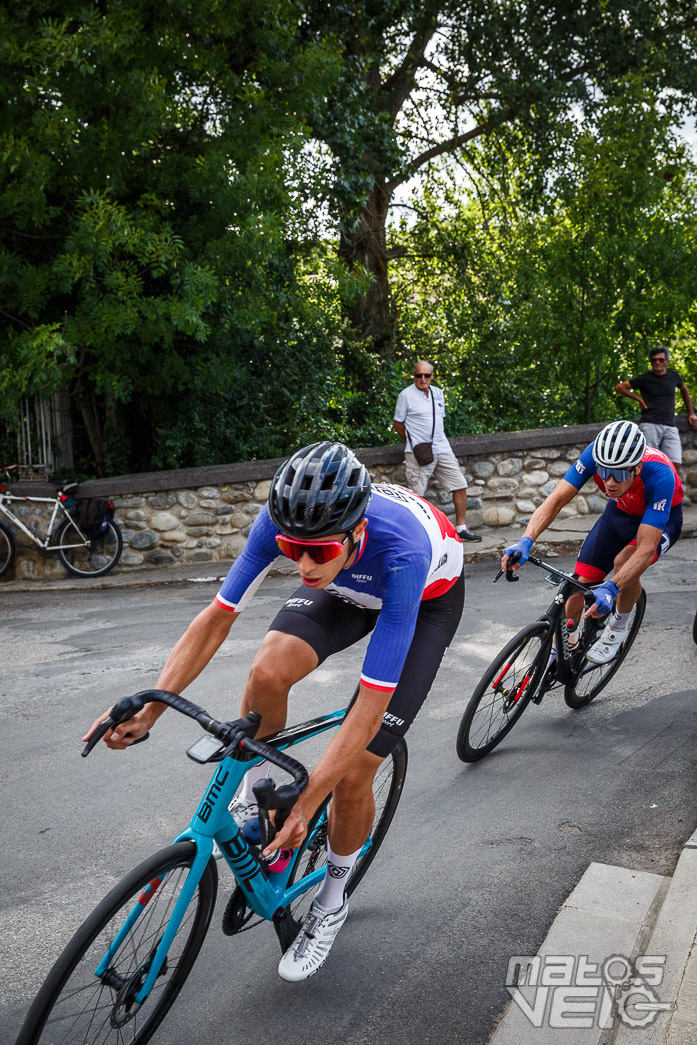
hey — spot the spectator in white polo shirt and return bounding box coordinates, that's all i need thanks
[393,361,482,542]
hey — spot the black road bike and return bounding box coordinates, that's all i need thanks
[456,554,647,763]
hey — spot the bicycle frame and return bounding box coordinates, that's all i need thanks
[99,708,349,1005]
[534,577,590,687]
[511,556,601,692]
[0,490,73,549]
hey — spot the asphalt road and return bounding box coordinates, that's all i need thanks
[2,544,697,1045]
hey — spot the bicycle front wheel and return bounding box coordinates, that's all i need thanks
[456,622,549,762]
[288,737,408,922]
[56,519,123,577]
[16,842,217,1045]
[0,520,15,578]
[564,590,647,709]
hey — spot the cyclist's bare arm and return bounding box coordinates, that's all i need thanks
[501,479,577,571]
[83,601,239,749]
[268,681,392,855]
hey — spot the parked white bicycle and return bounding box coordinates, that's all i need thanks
[0,465,122,579]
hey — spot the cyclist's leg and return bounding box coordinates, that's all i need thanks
[613,504,683,609]
[325,572,463,866]
[241,586,377,735]
[241,630,319,735]
[566,503,639,620]
[279,574,463,979]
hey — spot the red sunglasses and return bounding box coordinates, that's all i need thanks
[275,532,352,564]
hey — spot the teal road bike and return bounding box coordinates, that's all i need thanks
[16,690,407,1045]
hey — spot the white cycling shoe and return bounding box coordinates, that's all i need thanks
[586,623,627,665]
[229,796,259,827]
[278,899,349,982]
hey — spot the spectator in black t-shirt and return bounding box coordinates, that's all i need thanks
[615,346,697,465]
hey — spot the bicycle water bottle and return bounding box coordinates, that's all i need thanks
[268,848,294,874]
[566,619,582,649]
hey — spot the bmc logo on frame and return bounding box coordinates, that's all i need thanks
[505,953,675,1030]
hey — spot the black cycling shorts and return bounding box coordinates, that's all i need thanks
[576,500,683,582]
[267,570,465,758]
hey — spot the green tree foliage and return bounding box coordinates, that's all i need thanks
[0,0,343,473]
[393,82,697,429]
[3,3,697,477]
[300,1,697,353]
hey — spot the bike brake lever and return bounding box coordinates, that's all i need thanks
[81,720,150,757]
[81,719,113,757]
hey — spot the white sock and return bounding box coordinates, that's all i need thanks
[610,610,630,632]
[314,844,362,913]
[239,761,270,804]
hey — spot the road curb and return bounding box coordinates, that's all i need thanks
[489,862,668,1044]
[488,826,697,1044]
[613,827,697,1044]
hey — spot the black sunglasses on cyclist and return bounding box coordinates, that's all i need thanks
[275,532,352,564]
[596,465,636,483]
[414,372,433,379]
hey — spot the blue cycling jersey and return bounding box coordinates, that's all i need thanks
[215,484,463,692]
[563,443,683,529]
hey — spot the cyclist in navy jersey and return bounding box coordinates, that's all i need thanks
[85,442,464,981]
[502,420,683,665]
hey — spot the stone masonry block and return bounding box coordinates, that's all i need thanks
[150,511,180,531]
[521,470,549,486]
[496,458,523,476]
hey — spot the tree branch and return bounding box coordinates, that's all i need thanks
[379,11,440,120]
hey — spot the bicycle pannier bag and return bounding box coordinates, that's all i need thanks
[73,498,115,539]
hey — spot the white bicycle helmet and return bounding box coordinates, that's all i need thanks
[592,420,646,469]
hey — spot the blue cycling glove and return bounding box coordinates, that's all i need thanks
[503,535,533,567]
[589,579,620,615]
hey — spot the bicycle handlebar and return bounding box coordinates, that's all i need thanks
[81,690,310,805]
[495,553,597,598]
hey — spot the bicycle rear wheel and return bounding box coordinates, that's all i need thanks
[0,520,15,578]
[56,519,123,577]
[564,590,647,709]
[16,842,217,1045]
[287,737,408,922]
[456,622,549,762]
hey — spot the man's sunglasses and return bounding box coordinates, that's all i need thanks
[597,465,636,483]
[275,532,351,564]
[651,357,667,364]
[414,372,433,379]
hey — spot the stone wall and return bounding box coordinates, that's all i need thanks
[4,420,696,581]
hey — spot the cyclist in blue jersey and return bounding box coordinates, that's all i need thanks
[85,442,464,981]
[502,420,683,665]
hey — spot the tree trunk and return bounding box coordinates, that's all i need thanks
[75,378,106,476]
[338,181,395,353]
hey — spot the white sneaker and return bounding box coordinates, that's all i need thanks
[586,623,627,665]
[278,899,349,982]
